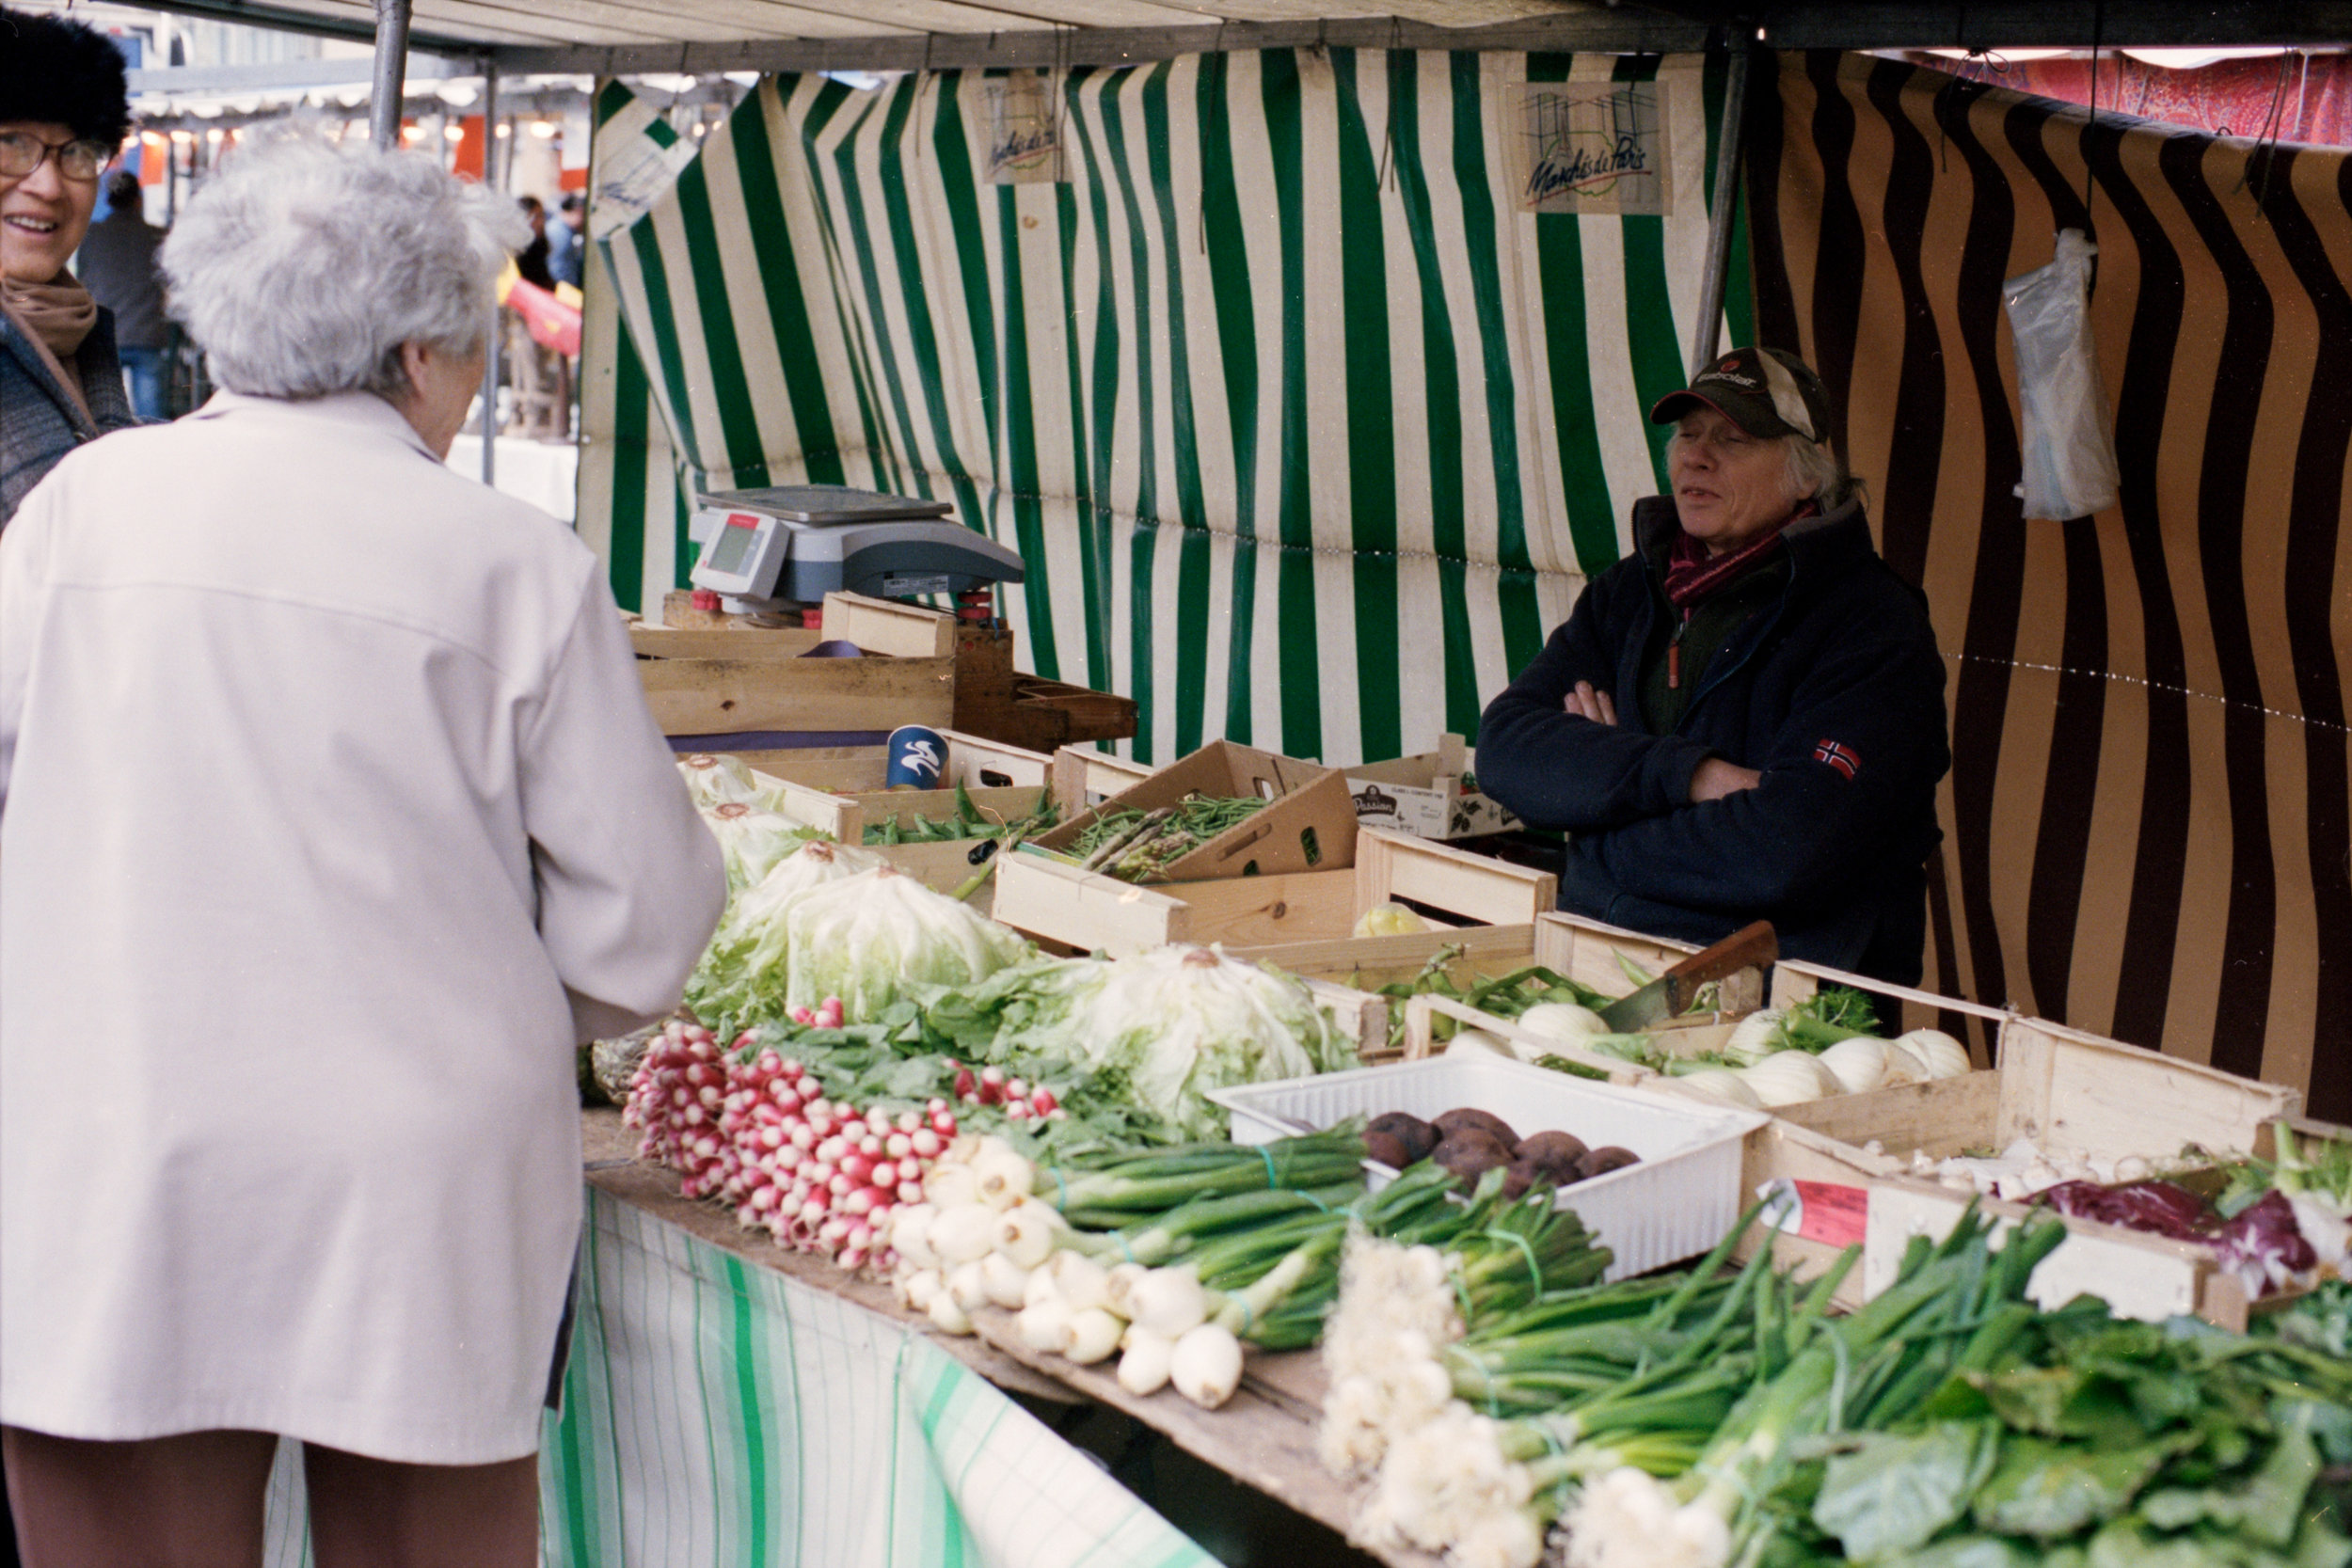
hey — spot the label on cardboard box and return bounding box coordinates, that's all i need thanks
[1758,1177,1870,1249]
[1345,777,1522,841]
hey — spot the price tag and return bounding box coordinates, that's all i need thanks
[1757,1178,1871,1249]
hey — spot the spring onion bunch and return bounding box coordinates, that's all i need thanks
[1332,1210,1815,1566]
[1562,1204,2068,1568]
[896,1130,1610,1414]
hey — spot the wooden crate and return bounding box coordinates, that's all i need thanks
[953,622,1137,752]
[1225,927,1547,1069]
[709,731,1051,795]
[992,829,1554,957]
[1049,744,1157,817]
[632,592,957,739]
[1750,989,2303,1319]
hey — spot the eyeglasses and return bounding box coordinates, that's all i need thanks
[0,131,114,182]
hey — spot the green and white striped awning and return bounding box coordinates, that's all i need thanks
[581,46,1748,768]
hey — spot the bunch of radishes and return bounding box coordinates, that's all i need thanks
[946,1061,1061,1123]
[883,1136,1246,1409]
[623,1014,959,1275]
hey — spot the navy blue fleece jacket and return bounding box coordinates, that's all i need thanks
[1476,494,1949,983]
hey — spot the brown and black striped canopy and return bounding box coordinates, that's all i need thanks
[1749,49,2352,1118]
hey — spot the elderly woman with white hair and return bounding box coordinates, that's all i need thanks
[1477,347,1950,985]
[0,133,724,1561]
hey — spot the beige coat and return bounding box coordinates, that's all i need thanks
[0,390,724,1464]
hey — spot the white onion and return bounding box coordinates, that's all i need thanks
[1896,1029,1973,1081]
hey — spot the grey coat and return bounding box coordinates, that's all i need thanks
[1,305,139,528]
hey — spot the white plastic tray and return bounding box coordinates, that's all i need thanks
[1208,1055,1766,1280]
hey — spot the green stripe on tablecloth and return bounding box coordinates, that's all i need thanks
[728,83,847,486]
[723,1255,771,1564]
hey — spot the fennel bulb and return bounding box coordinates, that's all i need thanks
[1737,1051,1841,1107]
[1895,1028,1972,1080]
[1515,1002,1613,1043]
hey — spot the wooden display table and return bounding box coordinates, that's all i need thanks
[579,1109,1427,1568]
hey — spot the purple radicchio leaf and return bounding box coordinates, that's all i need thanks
[2215,1190,2319,1299]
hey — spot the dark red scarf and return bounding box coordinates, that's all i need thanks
[1661,500,1818,610]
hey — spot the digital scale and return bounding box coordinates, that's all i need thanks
[687,484,1025,614]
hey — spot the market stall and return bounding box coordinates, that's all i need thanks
[88,0,2352,1560]
[560,775,2352,1568]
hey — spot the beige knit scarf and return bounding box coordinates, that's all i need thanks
[1,276,97,421]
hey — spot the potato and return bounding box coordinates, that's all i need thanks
[1366,1111,1438,1165]
[1363,1129,1413,1169]
[1513,1130,1588,1178]
[1501,1156,1546,1200]
[1430,1130,1513,1187]
[1432,1107,1519,1150]
[1572,1146,1641,1181]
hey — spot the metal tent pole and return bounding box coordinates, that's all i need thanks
[480,56,500,486]
[369,0,412,150]
[1688,39,1751,375]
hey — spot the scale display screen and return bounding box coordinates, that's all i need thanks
[704,515,760,575]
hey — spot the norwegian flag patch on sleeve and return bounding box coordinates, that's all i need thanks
[1813,738,1860,780]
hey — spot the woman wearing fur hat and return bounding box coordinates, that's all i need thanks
[0,5,140,527]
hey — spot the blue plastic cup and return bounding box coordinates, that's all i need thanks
[886,724,948,789]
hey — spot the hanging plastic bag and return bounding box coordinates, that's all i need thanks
[2003,229,2121,520]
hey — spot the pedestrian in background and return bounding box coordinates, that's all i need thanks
[547,190,584,289]
[0,5,138,527]
[73,167,169,420]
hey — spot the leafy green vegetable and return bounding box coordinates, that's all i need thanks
[1968,1433,2185,1539]
[1811,1421,1999,1560]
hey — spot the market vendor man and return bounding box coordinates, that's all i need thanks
[1475,347,1949,985]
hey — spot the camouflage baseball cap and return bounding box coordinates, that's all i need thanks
[1650,346,1831,444]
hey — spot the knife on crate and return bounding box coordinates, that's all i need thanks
[1595,920,1778,1032]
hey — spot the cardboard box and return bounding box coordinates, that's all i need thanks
[1343,735,1520,841]
[1031,739,1359,882]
